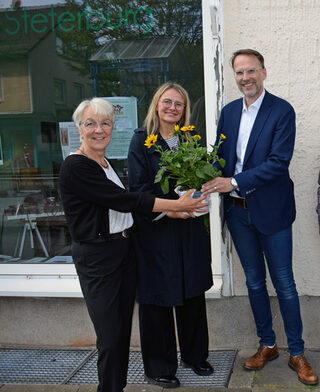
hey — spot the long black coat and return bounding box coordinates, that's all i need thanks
[128,128,213,306]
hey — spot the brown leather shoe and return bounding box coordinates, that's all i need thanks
[244,345,279,370]
[288,354,318,385]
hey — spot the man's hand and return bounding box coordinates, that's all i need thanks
[201,177,234,196]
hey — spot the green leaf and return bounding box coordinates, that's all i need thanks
[176,177,189,186]
[202,165,215,177]
[154,167,166,183]
[195,167,207,179]
[219,158,226,168]
[160,177,169,195]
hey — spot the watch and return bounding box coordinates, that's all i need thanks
[230,177,238,190]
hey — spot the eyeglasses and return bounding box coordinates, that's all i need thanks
[161,99,185,111]
[234,67,263,78]
[80,119,113,130]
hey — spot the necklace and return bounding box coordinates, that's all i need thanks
[78,148,109,169]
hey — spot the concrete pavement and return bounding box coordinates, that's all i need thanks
[0,349,319,391]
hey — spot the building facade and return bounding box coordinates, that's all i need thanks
[0,0,319,348]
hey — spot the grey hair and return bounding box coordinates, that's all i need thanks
[72,97,115,127]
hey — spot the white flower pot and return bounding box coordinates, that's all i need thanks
[174,186,210,217]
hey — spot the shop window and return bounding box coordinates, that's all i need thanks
[0,0,205,268]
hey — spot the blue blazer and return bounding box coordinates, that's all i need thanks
[217,90,296,235]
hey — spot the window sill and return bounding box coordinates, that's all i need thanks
[0,264,82,297]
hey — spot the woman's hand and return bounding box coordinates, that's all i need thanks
[153,189,208,213]
[176,189,208,213]
[167,211,193,219]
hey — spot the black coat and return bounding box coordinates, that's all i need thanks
[128,128,213,306]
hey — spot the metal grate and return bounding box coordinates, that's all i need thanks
[0,348,236,388]
[0,348,92,385]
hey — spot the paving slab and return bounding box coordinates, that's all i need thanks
[252,388,320,392]
[78,385,97,392]
[125,386,163,392]
[228,349,255,390]
[252,349,320,389]
[0,386,79,392]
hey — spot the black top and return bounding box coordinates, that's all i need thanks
[59,154,155,242]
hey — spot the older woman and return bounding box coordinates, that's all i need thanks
[128,83,213,389]
[58,97,207,392]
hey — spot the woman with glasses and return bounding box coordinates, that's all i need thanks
[58,97,208,392]
[128,82,213,389]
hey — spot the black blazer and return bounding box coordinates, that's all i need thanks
[128,128,212,306]
[59,154,155,242]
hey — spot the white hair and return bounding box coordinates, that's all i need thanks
[72,97,115,126]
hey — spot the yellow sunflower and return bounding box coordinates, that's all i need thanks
[144,134,158,148]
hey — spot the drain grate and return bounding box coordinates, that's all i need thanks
[0,348,236,388]
[0,348,92,385]
[68,350,236,387]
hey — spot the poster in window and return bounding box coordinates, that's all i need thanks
[59,122,81,160]
[103,96,138,159]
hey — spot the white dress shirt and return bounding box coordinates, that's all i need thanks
[102,162,134,233]
[231,90,265,197]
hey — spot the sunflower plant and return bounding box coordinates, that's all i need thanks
[145,125,226,195]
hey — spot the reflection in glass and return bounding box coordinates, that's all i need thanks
[0,0,206,263]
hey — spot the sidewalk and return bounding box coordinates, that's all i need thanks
[0,349,319,392]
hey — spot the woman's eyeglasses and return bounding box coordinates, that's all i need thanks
[80,120,113,130]
[161,99,185,111]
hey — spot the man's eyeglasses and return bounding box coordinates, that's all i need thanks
[234,67,263,78]
[80,120,113,130]
[161,99,185,111]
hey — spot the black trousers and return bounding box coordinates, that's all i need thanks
[139,294,209,377]
[72,237,136,392]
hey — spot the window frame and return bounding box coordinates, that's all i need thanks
[54,79,66,104]
[0,73,4,102]
[72,82,84,104]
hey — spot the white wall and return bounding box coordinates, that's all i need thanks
[223,0,320,296]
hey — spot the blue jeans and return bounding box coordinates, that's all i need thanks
[226,204,304,356]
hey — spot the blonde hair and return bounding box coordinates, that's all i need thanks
[72,97,115,127]
[143,82,190,135]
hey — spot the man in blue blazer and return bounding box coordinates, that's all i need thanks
[201,49,318,385]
